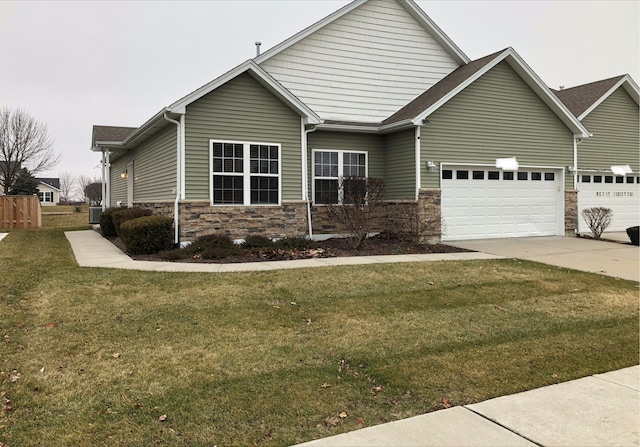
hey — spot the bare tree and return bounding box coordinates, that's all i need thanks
[59,171,76,203]
[85,182,103,206]
[77,175,100,203]
[0,107,60,194]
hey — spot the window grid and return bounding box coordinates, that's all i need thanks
[313,150,368,204]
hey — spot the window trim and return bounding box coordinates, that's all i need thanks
[38,191,53,203]
[312,149,368,205]
[209,139,282,206]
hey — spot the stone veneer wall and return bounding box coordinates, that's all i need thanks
[135,200,308,242]
[564,190,578,235]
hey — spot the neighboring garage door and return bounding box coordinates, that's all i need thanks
[441,165,563,241]
[577,173,640,234]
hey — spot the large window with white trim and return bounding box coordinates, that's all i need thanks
[313,150,367,204]
[38,191,53,203]
[210,140,280,205]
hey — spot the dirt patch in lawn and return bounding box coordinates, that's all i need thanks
[109,231,473,264]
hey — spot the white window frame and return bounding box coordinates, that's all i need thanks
[209,139,282,206]
[38,191,53,203]
[312,149,368,205]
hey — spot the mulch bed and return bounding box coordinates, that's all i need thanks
[109,232,472,264]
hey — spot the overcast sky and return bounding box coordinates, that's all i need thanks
[1,0,638,186]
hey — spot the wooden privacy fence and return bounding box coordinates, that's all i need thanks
[0,195,42,229]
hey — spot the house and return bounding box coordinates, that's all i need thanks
[93,0,611,244]
[35,178,61,206]
[553,75,640,234]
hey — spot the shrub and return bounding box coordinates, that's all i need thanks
[99,207,127,238]
[200,245,243,259]
[113,208,153,237]
[242,235,274,249]
[273,237,317,250]
[626,226,639,246]
[581,207,613,239]
[120,216,173,255]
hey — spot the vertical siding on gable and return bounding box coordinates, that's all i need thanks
[184,73,302,201]
[108,125,177,207]
[421,61,574,189]
[260,0,460,122]
[384,128,416,200]
[579,88,639,171]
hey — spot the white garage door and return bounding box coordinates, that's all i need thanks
[441,165,563,241]
[577,173,640,233]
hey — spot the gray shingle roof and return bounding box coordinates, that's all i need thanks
[552,75,626,118]
[383,49,506,126]
[36,177,60,189]
[92,125,137,144]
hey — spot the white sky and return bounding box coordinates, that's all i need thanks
[1,0,638,183]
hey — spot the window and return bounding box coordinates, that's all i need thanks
[545,172,555,181]
[615,176,624,184]
[456,170,469,180]
[531,172,542,181]
[604,176,613,184]
[38,191,53,203]
[503,172,514,180]
[472,170,485,180]
[211,140,280,205]
[488,171,500,180]
[313,150,367,204]
[442,170,453,179]
[593,175,602,183]
[581,175,591,183]
[518,172,528,180]
[627,176,635,184]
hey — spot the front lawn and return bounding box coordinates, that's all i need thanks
[1,224,638,446]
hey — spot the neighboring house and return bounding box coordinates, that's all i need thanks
[553,75,640,234]
[35,178,61,206]
[93,0,612,244]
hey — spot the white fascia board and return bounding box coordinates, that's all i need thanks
[254,0,368,65]
[316,123,381,133]
[168,60,320,124]
[401,0,469,64]
[578,74,640,121]
[411,48,590,138]
[379,119,415,133]
[38,181,60,192]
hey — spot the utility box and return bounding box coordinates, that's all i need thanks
[89,207,102,224]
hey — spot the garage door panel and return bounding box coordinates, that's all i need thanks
[441,166,562,241]
[577,174,639,233]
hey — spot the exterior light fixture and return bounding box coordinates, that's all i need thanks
[427,161,437,172]
[610,165,632,176]
[120,172,128,179]
[567,166,577,173]
[496,157,518,171]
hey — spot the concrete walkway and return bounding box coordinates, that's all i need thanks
[295,365,640,447]
[63,229,501,272]
[446,234,639,282]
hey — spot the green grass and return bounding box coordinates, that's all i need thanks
[0,219,638,446]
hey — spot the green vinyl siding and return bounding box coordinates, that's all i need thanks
[421,61,574,189]
[110,156,129,207]
[579,88,639,172]
[184,73,302,201]
[384,128,416,200]
[108,125,177,207]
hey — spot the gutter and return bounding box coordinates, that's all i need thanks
[163,113,183,247]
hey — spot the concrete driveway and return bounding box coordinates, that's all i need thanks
[446,234,639,282]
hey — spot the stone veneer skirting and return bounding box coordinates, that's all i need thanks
[564,190,578,235]
[135,191,445,243]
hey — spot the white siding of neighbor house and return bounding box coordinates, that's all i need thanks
[259,0,460,122]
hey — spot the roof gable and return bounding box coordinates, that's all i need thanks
[36,178,60,190]
[553,75,640,120]
[257,0,468,122]
[383,48,590,137]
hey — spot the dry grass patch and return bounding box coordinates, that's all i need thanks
[0,227,638,446]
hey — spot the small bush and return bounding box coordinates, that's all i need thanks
[201,245,243,259]
[626,226,639,246]
[581,207,613,239]
[120,216,173,255]
[242,235,274,249]
[274,237,317,250]
[99,207,127,237]
[113,208,153,237]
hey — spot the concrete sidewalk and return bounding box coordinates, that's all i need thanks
[63,229,502,272]
[295,365,640,447]
[447,234,639,282]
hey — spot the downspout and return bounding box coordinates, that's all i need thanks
[573,136,581,189]
[101,150,107,210]
[302,120,318,238]
[105,150,111,209]
[415,126,421,201]
[163,113,182,247]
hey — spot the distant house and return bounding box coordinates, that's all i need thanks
[92,0,638,245]
[35,178,61,206]
[554,75,640,233]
